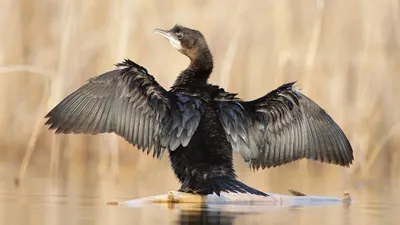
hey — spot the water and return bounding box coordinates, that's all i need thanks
[1,164,400,225]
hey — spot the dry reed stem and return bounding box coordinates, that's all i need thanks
[49,0,74,178]
[360,124,400,179]
[0,65,52,186]
[14,77,51,186]
[219,2,247,89]
[302,0,325,92]
[0,65,53,78]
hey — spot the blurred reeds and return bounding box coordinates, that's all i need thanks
[0,0,400,191]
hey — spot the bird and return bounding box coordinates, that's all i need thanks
[45,24,353,196]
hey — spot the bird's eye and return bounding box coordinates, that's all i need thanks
[176,33,183,39]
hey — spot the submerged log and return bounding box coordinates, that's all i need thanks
[108,189,351,208]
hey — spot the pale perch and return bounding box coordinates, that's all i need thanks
[108,190,351,208]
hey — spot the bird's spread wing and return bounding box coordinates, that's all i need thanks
[45,59,202,158]
[216,82,353,169]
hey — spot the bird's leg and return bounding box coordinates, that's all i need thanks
[178,175,212,195]
[178,187,199,194]
[178,177,198,194]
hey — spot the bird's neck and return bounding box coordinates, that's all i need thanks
[173,49,213,87]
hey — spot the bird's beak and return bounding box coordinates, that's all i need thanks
[154,28,182,50]
[154,28,172,39]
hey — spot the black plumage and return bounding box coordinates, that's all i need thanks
[45,25,353,196]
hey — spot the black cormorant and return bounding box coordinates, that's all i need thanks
[45,25,353,196]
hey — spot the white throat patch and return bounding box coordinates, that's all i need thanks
[169,38,182,51]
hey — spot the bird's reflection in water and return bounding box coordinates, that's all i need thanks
[173,197,349,225]
[176,207,236,225]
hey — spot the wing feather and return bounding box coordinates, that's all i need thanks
[216,82,353,169]
[45,59,202,158]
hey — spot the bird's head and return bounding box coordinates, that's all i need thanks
[154,24,210,61]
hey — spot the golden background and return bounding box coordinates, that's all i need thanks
[1,0,400,209]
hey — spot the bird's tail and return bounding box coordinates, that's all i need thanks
[181,176,268,196]
[212,177,268,196]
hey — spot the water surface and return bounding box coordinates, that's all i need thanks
[1,163,399,225]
